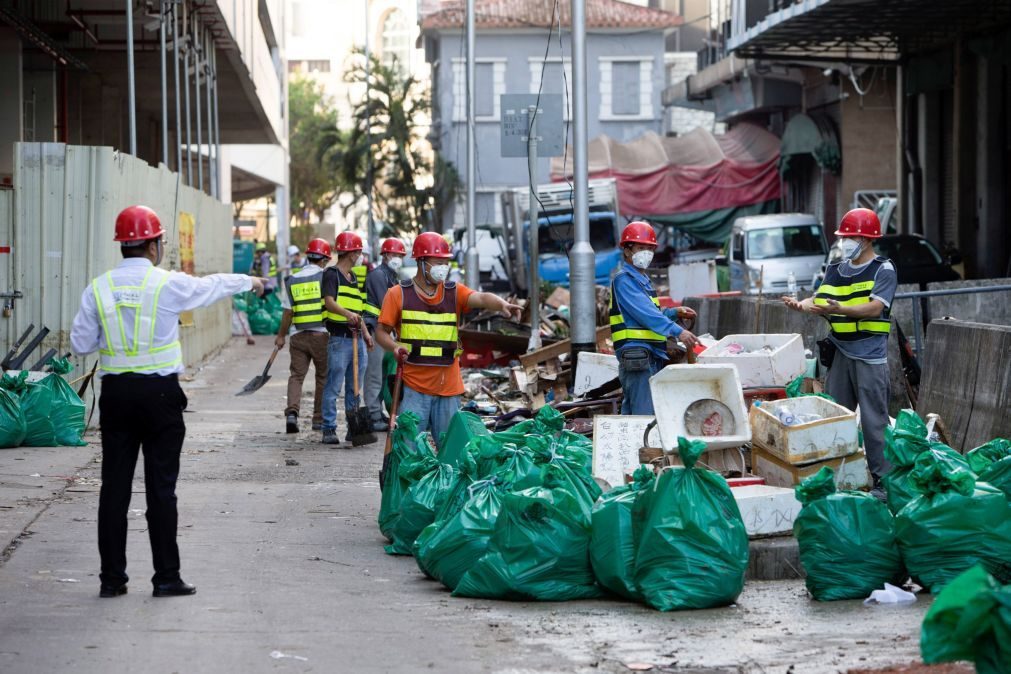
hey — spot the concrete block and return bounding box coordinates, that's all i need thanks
[733,484,801,538]
[746,536,804,581]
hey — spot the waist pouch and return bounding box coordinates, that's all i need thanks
[817,338,837,369]
[619,346,652,373]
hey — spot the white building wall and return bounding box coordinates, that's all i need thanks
[664,52,719,136]
[4,143,234,380]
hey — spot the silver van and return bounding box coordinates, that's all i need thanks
[723,213,828,295]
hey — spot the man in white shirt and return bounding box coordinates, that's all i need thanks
[70,205,264,599]
[275,238,331,434]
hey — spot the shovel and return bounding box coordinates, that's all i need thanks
[236,346,279,396]
[379,361,404,490]
[348,332,377,446]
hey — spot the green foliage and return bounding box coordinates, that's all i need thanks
[288,77,345,225]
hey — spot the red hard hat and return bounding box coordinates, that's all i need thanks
[836,208,882,239]
[114,205,164,243]
[306,238,332,258]
[335,231,364,252]
[381,238,407,255]
[411,232,452,259]
[620,220,657,247]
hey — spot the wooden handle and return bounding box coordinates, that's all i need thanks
[352,334,360,397]
[263,346,279,376]
[383,365,404,457]
[687,348,697,365]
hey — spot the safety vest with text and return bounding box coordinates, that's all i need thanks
[814,257,892,341]
[323,268,364,332]
[399,280,459,367]
[252,252,277,278]
[287,270,325,330]
[91,267,183,374]
[608,272,666,350]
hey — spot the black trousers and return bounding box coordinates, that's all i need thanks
[97,374,187,587]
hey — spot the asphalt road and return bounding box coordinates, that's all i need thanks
[0,338,932,673]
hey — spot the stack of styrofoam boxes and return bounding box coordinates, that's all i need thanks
[749,397,869,491]
[649,364,802,538]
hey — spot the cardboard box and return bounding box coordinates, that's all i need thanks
[751,444,870,491]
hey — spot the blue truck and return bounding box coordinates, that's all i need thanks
[500,178,623,292]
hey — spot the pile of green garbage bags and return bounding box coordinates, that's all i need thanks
[379,409,749,610]
[235,291,283,335]
[0,359,87,448]
[920,565,1011,674]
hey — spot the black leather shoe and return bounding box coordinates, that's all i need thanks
[99,584,127,598]
[286,413,299,434]
[152,580,197,597]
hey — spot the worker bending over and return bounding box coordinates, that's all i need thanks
[783,208,895,500]
[276,238,332,435]
[362,238,407,431]
[71,205,263,598]
[321,232,373,445]
[609,221,698,415]
[375,232,521,448]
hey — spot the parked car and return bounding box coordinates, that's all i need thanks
[813,233,961,288]
[716,213,828,294]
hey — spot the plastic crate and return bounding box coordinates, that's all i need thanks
[698,333,807,388]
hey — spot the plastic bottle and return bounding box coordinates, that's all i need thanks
[776,406,797,426]
[787,271,798,300]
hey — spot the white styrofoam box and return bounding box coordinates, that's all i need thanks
[574,351,619,396]
[733,484,802,538]
[650,364,751,452]
[667,261,717,301]
[752,446,870,491]
[698,333,807,388]
[750,396,860,465]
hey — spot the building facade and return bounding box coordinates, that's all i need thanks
[420,0,681,230]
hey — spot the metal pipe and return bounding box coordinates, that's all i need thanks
[172,1,182,174]
[183,2,193,184]
[193,14,203,192]
[204,27,216,199]
[464,0,479,288]
[527,105,541,353]
[910,292,923,358]
[125,0,137,155]
[365,1,375,258]
[159,0,168,166]
[568,0,596,366]
[211,37,222,200]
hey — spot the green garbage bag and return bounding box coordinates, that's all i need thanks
[415,478,505,591]
[632,437,749,611]
[378,411,424,541]
[247,308,275,335]
[785,375,835,402]
[589,466,655,600]
[0,372,56,447]
[793,466,904,601]
[438,411,489,468]
[882,409,931,514]
[471,440,541,489]
[0,386,26,448]
[43,358,87,446]
[454,485,602,601]
[233,295,248,313]
[920,565,1011,674]
[895,449,1011,593]
[385,455,459,556]
[967,439,1011,500]
[530,435,601,523]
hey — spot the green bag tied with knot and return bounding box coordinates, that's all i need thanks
[589,465,655,601]
[793,466,904,601]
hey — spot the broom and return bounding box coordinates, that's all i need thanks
[348,330,377,447]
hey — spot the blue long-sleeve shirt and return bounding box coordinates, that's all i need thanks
[611,262,682,359]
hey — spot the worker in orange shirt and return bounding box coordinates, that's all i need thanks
[374,232,521,449]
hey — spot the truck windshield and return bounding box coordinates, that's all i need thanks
[528,213,617,254]
[747,225,825,260]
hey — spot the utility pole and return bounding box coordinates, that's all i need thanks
[526,105,540,352]
[159,0,168,166]
[364,1,376,260]
[568,0,596,373]
[125,0,137,155]
[464,0,480,288]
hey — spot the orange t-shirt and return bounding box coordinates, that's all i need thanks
[378,282,475,397]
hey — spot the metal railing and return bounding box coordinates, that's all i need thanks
[893,285,1011,357]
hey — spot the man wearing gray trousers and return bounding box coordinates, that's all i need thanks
[362,239,407,431]
[783,208,896,501]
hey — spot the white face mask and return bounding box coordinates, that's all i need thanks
[387,256,403,272]
[838,238,862,261]
[631,249,654,269]
[355,254,364,266]
[427,262,450,283]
